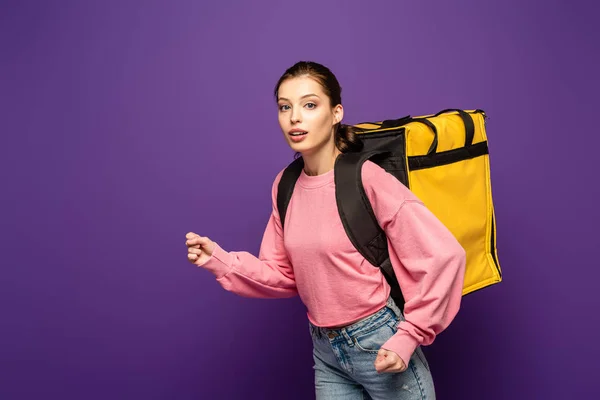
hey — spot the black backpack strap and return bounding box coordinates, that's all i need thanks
[276,157,304,230]
[334,151,406,310]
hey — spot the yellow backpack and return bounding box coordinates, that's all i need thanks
[277,109,501,309]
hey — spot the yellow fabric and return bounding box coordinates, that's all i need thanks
[354,110,501,296]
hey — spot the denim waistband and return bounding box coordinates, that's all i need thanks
[309,297,403,341]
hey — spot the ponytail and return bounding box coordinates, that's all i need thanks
[335,123,363,153]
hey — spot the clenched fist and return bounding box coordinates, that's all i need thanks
[374,348,407,373]
[186,232,216,267]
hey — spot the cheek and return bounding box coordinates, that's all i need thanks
[278,114,288,129]
[308,110,332,130]
[318,116,334,137]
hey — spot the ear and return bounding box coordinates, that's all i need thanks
[333,104,344,124]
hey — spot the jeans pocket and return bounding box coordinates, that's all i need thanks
[353,315,398,354]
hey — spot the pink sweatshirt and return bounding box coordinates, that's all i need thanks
[202,160,466,365]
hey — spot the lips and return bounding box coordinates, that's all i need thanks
[289,130,307,136]
[288,129,308,143]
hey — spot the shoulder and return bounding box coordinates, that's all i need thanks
[269,167,287,201]
[360,160,416,199]
[270,157,303,194]
[272,167,286,188]
[360,160,389,181]
[360,160,422,220]
[269,160,299,211]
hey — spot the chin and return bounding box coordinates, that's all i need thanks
[286,140,314,154]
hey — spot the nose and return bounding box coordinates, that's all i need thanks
[290,108,301,124]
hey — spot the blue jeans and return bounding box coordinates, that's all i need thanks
[309,297,435,399]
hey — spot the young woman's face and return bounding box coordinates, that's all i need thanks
[277,76,342,156]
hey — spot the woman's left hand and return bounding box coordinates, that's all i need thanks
[374,348,407,373]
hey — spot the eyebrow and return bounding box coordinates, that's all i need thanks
[278,93,321,102]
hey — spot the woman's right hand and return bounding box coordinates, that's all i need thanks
[185,232,216,267]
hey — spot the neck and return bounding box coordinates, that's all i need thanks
[301,142,341,176]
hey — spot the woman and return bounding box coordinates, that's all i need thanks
[185,61,466,399]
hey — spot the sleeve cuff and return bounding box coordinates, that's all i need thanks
[381,330,420,368]
[202,243,234,279]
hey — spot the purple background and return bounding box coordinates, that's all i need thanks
[1,0,598,398]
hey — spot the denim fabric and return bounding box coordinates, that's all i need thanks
[309,297,435,399]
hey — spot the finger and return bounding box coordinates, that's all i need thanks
[186,236,210,247]
[185,238,203,247]
[381,363,402,373]
[379,356,406,373]
[382,351,404,371]
[376,349,401,372]
[188,247,203,255]
[375,349,389,364]
[196,236,210,245]
[186,232,197,240]
[187,253,198,261]
[375,361,395,373]
[374,352,393,372]
[376,358,399,373]
[385,352,399,364]
[398,359,407,372]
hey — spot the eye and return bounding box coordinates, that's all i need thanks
[279,104,290,111]
[305,102,317,109]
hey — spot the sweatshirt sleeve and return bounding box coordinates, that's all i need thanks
[361,162,466,367]
[199,170,298,299]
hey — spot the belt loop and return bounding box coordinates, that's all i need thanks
[387,296,404,320]
[341,328,354,346]
[310,324,322,339]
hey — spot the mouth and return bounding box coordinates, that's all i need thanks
[288,130,308,137]
[288,130,308,143]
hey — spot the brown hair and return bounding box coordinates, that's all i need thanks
[274,61,363,153]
